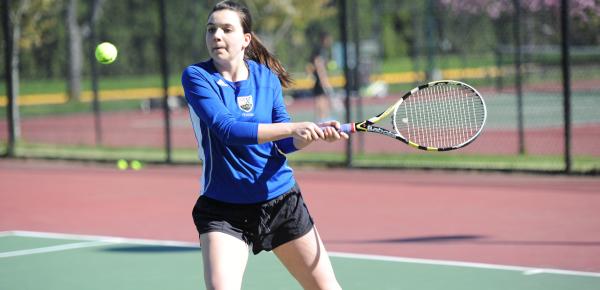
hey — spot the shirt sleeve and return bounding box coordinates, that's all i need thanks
[271,77,299,154]
[182,66,258,145]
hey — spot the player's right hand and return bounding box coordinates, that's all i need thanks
[291,122,325,143]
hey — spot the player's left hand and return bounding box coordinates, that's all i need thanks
[319,120,349,142]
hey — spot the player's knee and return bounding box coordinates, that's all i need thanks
[204,281,240,290]
[204,276,242,290]
[310,281,343,290]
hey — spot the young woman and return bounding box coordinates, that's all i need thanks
[181,1,346,289]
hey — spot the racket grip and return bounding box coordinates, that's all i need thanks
[321,123,355,134]
[339,123,355,134]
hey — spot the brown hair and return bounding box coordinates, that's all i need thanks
[211,1,293,88]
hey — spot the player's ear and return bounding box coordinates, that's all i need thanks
[243,33,251,50]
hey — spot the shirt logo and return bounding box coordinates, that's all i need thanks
[237,95,253,113]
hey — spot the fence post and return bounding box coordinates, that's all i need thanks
[89,13,102,146]
[159,0,172,163]
[2,0,16,157]
[338,0,353,167]
[560,0,572,173]
[351,0,364,154]
[512,0,525,155]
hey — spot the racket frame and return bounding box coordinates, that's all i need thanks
[348,80,487,151]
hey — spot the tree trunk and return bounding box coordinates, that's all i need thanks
[10,23,21,139]
[8,0,29,139]
[66,0,105,101]
[66,0,82,101]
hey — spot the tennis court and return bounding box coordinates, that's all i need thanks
[1,159,599,289]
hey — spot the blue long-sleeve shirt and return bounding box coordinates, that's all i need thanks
[182,59,297,204]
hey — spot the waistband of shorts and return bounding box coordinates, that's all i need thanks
[200,183,300,208]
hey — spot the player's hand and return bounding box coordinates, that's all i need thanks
[291,122,325,143]
[319,120,350,142]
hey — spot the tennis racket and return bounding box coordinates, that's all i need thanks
[338,80,487,151]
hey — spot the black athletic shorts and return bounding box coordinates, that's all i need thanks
[192,183,314,254]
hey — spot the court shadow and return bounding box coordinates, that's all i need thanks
[476,240,600,247]
[327,235,600,247]
[369,235,485,243]
[327,235,485,244]
[102,245,200,253]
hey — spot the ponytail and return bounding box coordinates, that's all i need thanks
[246,33,293,88]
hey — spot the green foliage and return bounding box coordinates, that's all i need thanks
[11,0,66,79]
[5,0,600,82]
[244,0,336,71]
[9,0,336,79]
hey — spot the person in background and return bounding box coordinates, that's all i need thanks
[308,31,335,122]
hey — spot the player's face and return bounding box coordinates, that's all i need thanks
[206,10,251,65]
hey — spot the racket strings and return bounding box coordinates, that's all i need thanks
[395,84,486,148]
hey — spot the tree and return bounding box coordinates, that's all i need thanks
[66,0,105,100]
[439,0,600,49]
[439,0,600,22]
[244,0,336,70]
[5,0,63,139]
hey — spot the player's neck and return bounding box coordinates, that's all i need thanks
[214,58,248,83]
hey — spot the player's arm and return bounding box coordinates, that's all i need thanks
[183,66,327,149]
[182,66,258,145]
[266,76,346,151]
[265,79,324,151]
[257,122,326,150]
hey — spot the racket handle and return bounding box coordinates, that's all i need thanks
[339,123,355,134]
[321,123,356,134]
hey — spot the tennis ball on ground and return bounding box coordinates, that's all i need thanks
[117,159,128,170]
[130,160,143,170]
[95,42,118,64]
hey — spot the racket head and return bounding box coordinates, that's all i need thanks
[392,80,487,151]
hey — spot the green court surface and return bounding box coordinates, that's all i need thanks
[1,231,599,290]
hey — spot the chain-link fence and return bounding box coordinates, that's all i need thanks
[1,0,599,173]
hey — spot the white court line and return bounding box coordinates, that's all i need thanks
[2,230,599,278]
[0,241,110,258]
[0,231,14,238]
[0,230,198,259]
[329,252,600,278]
[5,230,198,248]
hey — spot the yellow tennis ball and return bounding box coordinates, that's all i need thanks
[117,159,128,170]
[95,42,118,64]
[130,160,143,170]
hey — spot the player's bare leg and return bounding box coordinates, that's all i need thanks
[200,232,249,290]
[273,227,342,290]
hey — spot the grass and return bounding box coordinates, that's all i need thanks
[379,53,498,74]
[2,75,182,96]
[0,142,194,163]
[3,52,599,96]
[0,99,143,119]
[2,142,599,174]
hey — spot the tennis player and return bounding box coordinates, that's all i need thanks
[181,1,346,289]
